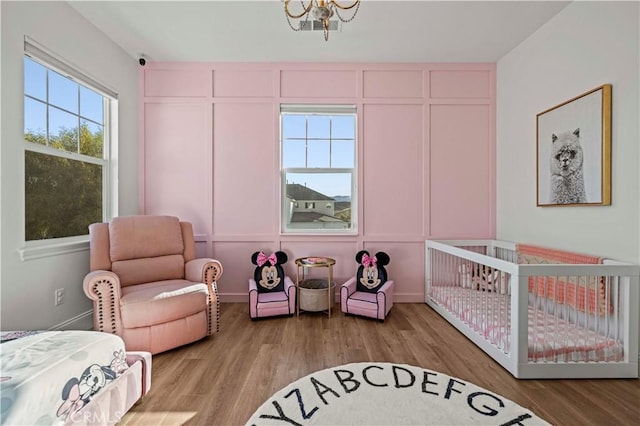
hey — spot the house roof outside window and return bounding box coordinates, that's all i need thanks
[286,183,335,201]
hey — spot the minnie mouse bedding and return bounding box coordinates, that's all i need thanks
[1,330,149,425]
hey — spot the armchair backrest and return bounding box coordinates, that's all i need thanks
[89,215,197,287]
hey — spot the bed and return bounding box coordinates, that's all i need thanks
[1,330,151,425]
[425,240,639,379]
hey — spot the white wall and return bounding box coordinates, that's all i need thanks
[497,1,640,369]
[0,1,138,330]
[497,1,639,264]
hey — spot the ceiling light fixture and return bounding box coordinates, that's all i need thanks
[284,0,361,41]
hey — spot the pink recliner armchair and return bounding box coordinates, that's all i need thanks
[341,250,394,321]
[83,215,223,354]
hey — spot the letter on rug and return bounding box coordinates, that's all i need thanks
[444,378,466,399]
[421,371,439,396]
[392,365,416,388]
[284,388,318,420]
[362,365,388,387]
[333,369,361,393]
[310,377,341,405]
[467,391,504,416]
[258,400,303,426]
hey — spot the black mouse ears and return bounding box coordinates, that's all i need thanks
[355,250,390,267]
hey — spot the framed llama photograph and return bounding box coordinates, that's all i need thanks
[536,84,611,207]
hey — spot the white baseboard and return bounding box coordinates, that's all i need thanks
[49,310,93,331]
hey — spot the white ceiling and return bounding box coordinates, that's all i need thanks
[68,0,571,63]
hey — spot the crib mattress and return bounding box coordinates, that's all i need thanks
[1,330,131,425]
[429,286,624,362]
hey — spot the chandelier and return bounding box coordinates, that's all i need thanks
[284,0,361,41]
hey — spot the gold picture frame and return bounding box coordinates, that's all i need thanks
[536,84,611,206]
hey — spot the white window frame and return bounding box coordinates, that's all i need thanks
[20,38,118,260]
[280,104,357,235]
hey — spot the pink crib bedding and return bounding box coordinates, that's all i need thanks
[0,330,149,425]
[429,286,624,362]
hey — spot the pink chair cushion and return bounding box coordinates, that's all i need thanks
[113,254,185,287]
[109,216,186,286]
[345,291,378,309]
[109,215,184,261]
[120,279,208,328]
[257,292,290,303]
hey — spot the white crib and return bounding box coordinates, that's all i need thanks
[425,240,639,379]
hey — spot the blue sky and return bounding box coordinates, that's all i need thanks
[24,57,103,142]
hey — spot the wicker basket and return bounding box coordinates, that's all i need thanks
[299,279,335,312]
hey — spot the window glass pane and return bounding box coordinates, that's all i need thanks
[24,54,110,242]
[24,97,47,145]
[308,115,330,138]
[282,139,306,168]
[284,172,352,230]
[80,120,104,158]
[49,106,78,153]
[324,173,352,199]
[331,115,355,139]
[331,140,354,168]
[25,151,102,240]
[281,107,356,233]
[24,57,46,101]
[286,172,351,199]
[49,70,78,113]
[307,140,330,168]
[80,86,103,124]
[282,114,306,139]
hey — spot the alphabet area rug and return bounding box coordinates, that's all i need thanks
[247,362,549,425]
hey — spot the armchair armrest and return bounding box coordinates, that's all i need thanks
[340,276,357,314]
[185,258,223,284]
[249,278,258,292]
[341,276,357,296]
[376,279,394,297]
[249,279,259,319]
[83,270,124,336]
[284,276,295,292]
[284,276,296,315]
[186,259,223,334]
[376,280,394,319]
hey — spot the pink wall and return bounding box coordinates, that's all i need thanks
[139,63,496,303]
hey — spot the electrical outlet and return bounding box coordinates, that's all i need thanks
[54,288,65,306]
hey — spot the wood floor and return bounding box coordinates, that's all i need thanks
[121,303,640,425]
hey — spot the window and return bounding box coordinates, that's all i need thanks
[281,105,356,233]
[23,41,115,242]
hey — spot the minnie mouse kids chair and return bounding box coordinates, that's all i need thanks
[249,251,296,319]
[340,250,394,321]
